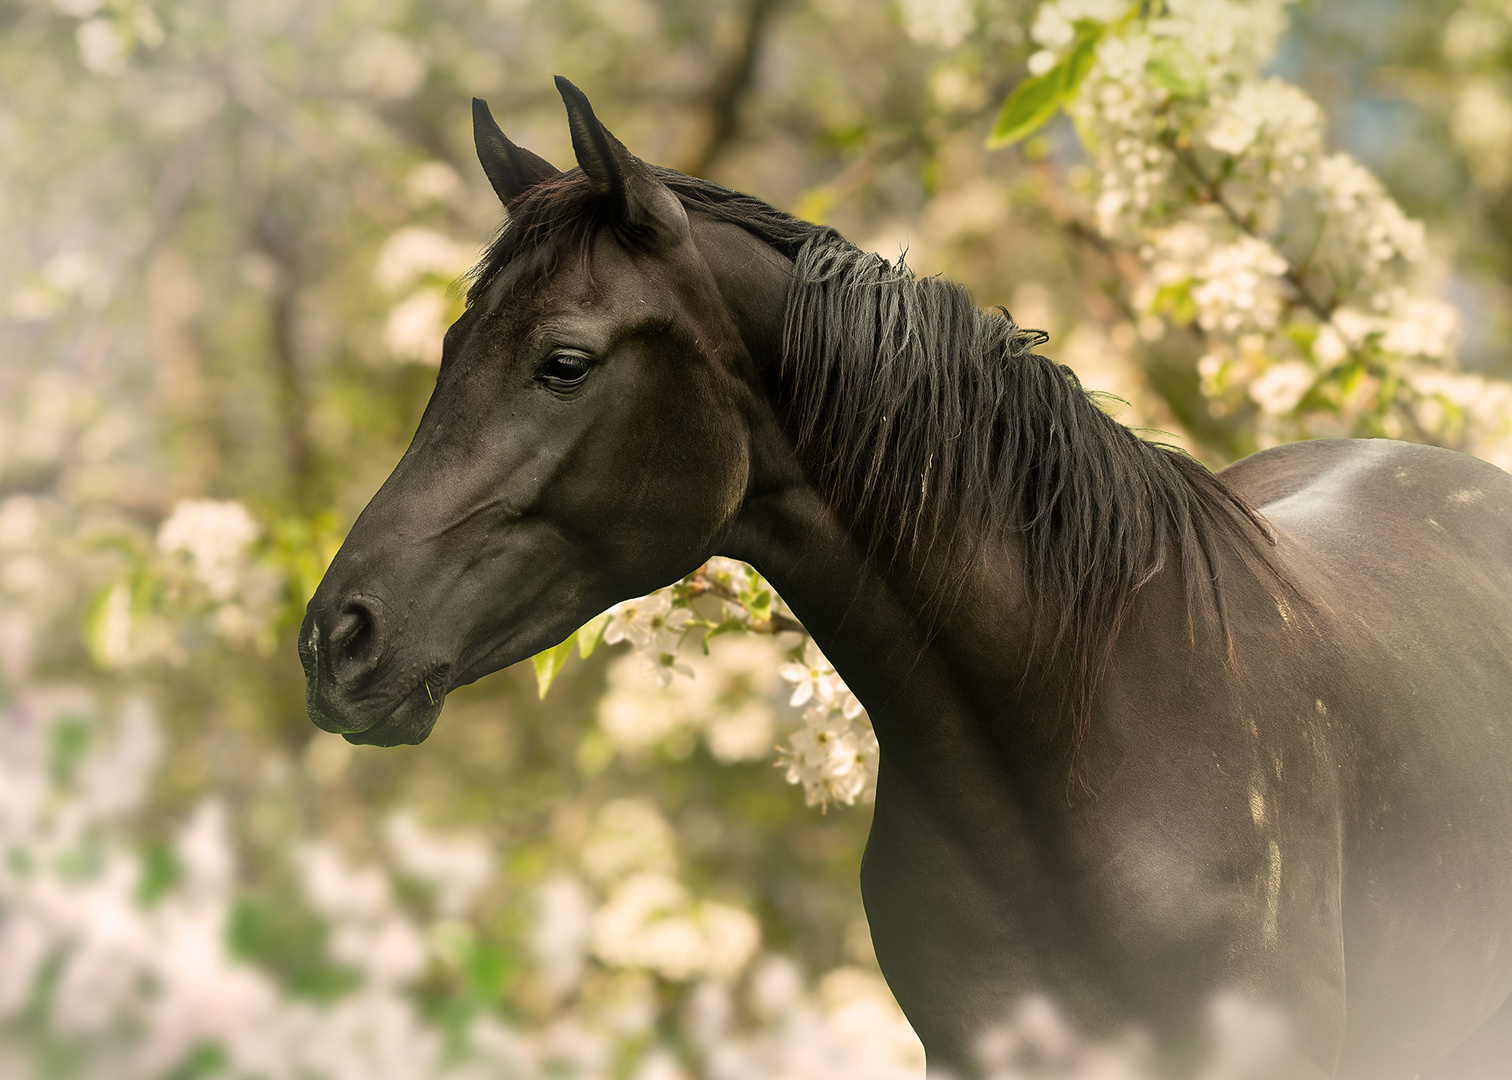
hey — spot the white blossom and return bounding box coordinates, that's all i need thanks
[74,695,164,817]
[590,872,760,981]
[605,591,691,656]
[298,841,394,921]
[406,160,462,206]
[330,912,429,986]
[781,705,880,810]
[1316,153,1427,271]
[706,700,777,764]
[604,590,695,685]
[779,638,862,718]
[1248,360,1314,416]
[1190,236,1291,334]
[532,875,595,996]
[1030,0,1130,51]
[374,226,473,293]
[598,632,783,760]
[385,288,450,365]
[1443,7,1506,65]
[75,17,128,75]
[1379,296,1463,361]
[581,797,679,885]
[157,498,261,602]
[1203,79,1322,166]
[1452,82,1512,189]
[341,32,427,101]
[772,641,877,807]
[897,0,976,49]
[175,799,235,898]
[0,914,49,1016]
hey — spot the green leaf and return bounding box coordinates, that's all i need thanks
[1145,40,1205,98]
[136,841,182,906]
[702,618,750,649]
[793,185,838,225]
[230,893,360,1001]
[1151,282,1197,327]
[463,937,520,1002]
[575,611,611,659]
[986,65,1067,149]
[531,636,577,699]
[739,584,774,624]
[1062,30,1101,97]
[987,22,1104,150]
[50,713,94,788]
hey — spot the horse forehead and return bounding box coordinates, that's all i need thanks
[488,238,689,326]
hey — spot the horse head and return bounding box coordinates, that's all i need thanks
[299,78,777,746]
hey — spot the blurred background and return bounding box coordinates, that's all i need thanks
[1,0,1510,1076]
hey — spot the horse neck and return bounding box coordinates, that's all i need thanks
[694,215,1042,758]
[726,479,1040,755]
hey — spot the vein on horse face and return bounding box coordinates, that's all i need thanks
[425,494,515,541]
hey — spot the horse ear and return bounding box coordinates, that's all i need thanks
[553,75,688,242]
[473,97,561,207]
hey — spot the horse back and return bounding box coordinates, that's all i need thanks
[1222,438,1512,1072]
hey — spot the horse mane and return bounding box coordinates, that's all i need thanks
[780,235,1279,735]
[466,168,1278,739]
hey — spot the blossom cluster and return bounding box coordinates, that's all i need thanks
[374,226,474,366]
[603,590,696,686]
[578,799,761,982]
[91,498,283,667]
[0,688,495,1079]
[898,0,977,49]
[0,682,925,1079]
[597,633,783,764]
[778,641,879,810]
[1021,0,1512,463]
[592,561,882,810]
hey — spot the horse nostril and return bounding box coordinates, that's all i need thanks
[331,598,383,677]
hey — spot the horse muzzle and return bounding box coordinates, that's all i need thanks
[299,595,446,746]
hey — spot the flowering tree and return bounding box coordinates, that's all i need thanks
[2,0,1509,1076]
[1006,0,1510,461]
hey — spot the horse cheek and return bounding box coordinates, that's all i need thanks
[675,394,751,551]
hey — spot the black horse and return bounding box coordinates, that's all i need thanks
[300,78,1512,1078]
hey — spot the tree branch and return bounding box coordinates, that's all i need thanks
[1161,133,1336,324]
[683,567,807,635]
[254,215,316,512]
[681,0,787,176]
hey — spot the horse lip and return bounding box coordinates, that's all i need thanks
[308,665,449,743]
[304,660,372,734]
[341,709,439,747]
[338,679,443,746]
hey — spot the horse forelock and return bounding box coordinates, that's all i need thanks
[779,233,1279,740]
[466,173,609,311]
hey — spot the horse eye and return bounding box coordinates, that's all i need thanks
[538,350,592,389]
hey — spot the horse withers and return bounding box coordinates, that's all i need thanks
[299,78,1512,1078]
